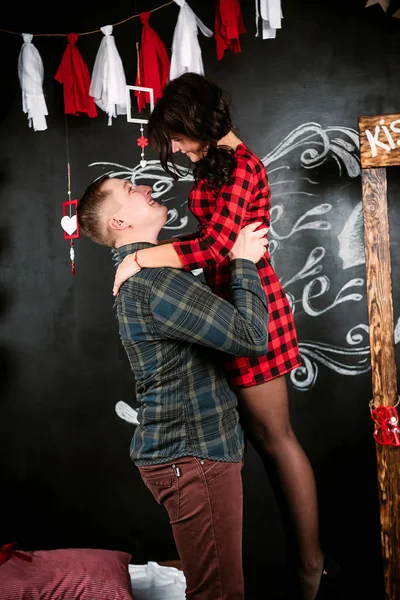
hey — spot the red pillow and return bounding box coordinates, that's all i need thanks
[0,548,134,600]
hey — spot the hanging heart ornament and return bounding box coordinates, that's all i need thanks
[61,215,77,236]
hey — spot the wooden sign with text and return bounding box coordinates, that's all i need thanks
[359,113,400,168]
[358,112,400,598]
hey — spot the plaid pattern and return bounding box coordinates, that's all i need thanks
[116,242,270,466]
[173,143,301,388]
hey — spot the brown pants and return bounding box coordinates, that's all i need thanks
[138,456,244,600]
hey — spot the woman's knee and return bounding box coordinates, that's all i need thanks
[237,376,299,451]
[246,419,297,455]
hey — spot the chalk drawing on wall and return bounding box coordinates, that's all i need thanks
[338,202,365,270]
[90,122,398,393]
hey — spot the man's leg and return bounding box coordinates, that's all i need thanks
[139,456,244,600]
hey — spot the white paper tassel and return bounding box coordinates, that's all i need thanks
[170,0,213,81]
[89,25,127,126]
[18,34,48,131]
[255,0,282,40]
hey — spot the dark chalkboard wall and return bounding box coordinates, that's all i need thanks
[1,1,400,598]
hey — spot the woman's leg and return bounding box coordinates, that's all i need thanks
[237,375,323,600]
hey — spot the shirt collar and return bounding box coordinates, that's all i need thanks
[116,241,157,260]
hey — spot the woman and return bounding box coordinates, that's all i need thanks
[113,73,337,600]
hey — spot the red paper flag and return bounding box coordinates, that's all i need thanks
[135,12,170,112]
[55,33,97,118]
[215,0,246,61]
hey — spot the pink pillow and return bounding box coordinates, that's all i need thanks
[0,548,134,600]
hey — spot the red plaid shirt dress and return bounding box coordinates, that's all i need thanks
[173,143,301,389]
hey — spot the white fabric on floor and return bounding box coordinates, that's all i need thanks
[129,562,186,600]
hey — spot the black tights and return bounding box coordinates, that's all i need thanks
[237,376,323,600]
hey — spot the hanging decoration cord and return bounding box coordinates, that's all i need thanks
[369,396,400,412]
[136,41,141,86]
[62,115,79,275]
[65,116,72,205]
[0,0,174,36]
[66,116,74,276]
[135,38,143,108]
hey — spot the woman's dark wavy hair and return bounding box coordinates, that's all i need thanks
[148,73,236,192]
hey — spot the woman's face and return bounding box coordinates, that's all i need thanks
[170,134,208,163]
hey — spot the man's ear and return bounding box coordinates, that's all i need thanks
[108,217,130,231]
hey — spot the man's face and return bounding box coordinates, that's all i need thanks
[170,134,207,163]
[103,179,168,232]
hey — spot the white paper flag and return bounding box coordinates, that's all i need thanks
[89,25,127,126]
[170,0,213,81]
[365,0,390,12]
[255,0,283,39]
[18,34,48,131]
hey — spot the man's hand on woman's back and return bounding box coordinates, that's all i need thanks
[229,222,269,263]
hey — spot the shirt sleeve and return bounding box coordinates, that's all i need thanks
[172,157,254,271]
[173,232,199,243]
[150,259,269,357]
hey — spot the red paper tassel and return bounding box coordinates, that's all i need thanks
[215,0,246,61]
[136,12,170,112]
[55,33,97,118]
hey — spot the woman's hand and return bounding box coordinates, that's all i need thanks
[113,253,141,296]
[229,222,269,263]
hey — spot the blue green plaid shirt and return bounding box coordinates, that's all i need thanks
[116,242,269,466]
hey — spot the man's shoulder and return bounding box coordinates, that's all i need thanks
[118,267,203,322]
[147,267,200,294]
[121,267,199,295]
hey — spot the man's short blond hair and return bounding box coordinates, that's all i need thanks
[78,175,116,247]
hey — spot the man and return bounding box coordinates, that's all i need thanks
[78,176,269,600]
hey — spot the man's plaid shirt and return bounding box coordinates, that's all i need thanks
[116,242,269,467]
